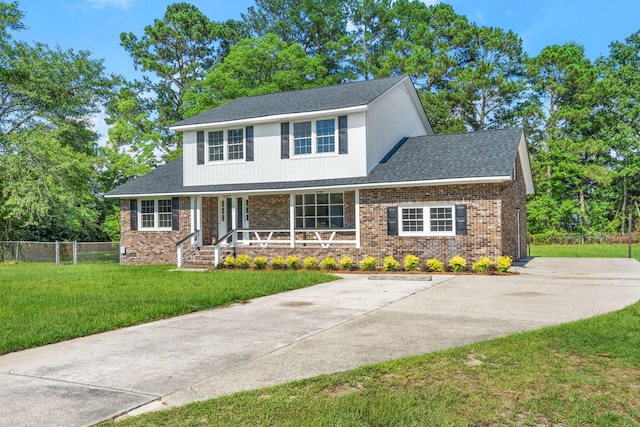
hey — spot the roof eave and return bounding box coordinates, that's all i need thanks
[169,105,369,132]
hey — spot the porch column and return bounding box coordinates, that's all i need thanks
[196,196,203,247]
[190,196,195,233]
[355,189,361,248]
[289,193,295,248]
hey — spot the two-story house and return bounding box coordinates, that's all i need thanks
[105,75,534,267]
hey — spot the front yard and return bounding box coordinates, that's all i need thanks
[0,263,335,355]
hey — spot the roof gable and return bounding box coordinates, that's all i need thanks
[171,75,408,128]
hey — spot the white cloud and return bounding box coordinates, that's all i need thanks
[86,0,132,10]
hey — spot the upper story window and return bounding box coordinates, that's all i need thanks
[399,205,454,236]
[292,118,337,156]
[206,128,244,162]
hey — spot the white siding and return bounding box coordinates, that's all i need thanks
[183,112,367,187]
[365,83,430,172]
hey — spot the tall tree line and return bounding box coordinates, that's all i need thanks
[0,0,638,241]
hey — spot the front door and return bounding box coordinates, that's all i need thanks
[219,196,249,243]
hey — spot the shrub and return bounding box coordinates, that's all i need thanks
[286,255,300,270]
[320,256,337,271]
[303,256,319,270]
[472,257,493,273]
[425,258,444,272]
[403,254,420,271]
[496,255,513,273]
[360,256,378,271]
[383,255,400,271]
[271,256,285,270]
[448,255,467,272]
[339,256,354,271]
[222,254,236,269]
[235,254,251,269]
[253,256,268,270]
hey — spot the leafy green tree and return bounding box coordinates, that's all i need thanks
[188,34,329,114]
[117,2,224,156]
[242,0,354,82]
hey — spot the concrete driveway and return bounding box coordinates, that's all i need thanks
[1,257,639,427]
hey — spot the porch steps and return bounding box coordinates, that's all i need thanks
[181,245,234,269]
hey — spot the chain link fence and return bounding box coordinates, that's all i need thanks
[0,241,120,264]
[529,232,640,245]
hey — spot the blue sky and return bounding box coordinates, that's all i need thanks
[13,0,640,138]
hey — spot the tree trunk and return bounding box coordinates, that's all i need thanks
[546,165,552,195]
[621,180,627,235]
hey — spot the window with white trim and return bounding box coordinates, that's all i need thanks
[140,199,173,230]
[227,128,244,160]
[292,118,337,156]
[399,205,454,236]
[295,193,344,229]
[208,130,224,161]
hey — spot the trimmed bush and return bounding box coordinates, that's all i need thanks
[339,256,354,271]
[496,255,513,273]
[320,256,337,271]
[360,256,378,271]
[472,257,493,273]
[253,256,268,270]
[303,256,319,270]
[403,254,420,271]
[286,255,301,270]
[271,256,285,270]
[383,255,400,271]
[235,254,251,269]
[222,254,236,269]
[425,258,444,272]
[448,255,467,272]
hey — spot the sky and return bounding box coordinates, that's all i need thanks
[12,0,640,138]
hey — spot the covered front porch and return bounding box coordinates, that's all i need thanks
[177,190,361,267]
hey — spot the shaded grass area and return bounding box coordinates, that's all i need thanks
[0,264,335,355]
[530,243,640,261]
[107,302,640,427]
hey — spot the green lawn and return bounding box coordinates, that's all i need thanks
[106,301,640,427]
[0,263,335,355]
[531,243,640,261]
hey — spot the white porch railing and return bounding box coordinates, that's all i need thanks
[176,230,201,268]
[211,228,357,267]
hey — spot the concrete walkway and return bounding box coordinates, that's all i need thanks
[1,257,639,427]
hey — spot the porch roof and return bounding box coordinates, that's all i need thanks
[105,128,532,198]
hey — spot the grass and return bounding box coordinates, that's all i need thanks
[105,301,640,427]
[0,263,335,355]
[530,243,640,261]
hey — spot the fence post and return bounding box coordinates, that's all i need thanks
[55,241,59,266]
[15,241,19,262]
[73,241,77,265]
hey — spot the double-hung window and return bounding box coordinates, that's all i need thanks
[140,199,172,230]
[295,193,344,229]
[399,205,454,236]
[292,118,337,156]
[208,131,224,162]
[227,128,244,160]
[293,121,312,155]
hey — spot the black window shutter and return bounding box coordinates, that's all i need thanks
[130,199,138,231]
[338,115,348,154]
[197,131,205,164]
[245,126,254,161]
[281,122,290,159]
[387,206,398,236]
[172,197,180,230]
[455,204,467,235]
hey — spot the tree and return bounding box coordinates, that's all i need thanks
[187,34,329,113]
[0,1,116,241]
[242,0,354,82]
[117,2,224,156]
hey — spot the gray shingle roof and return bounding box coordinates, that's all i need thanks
[171,75,407,127]
[105,128,524,197]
